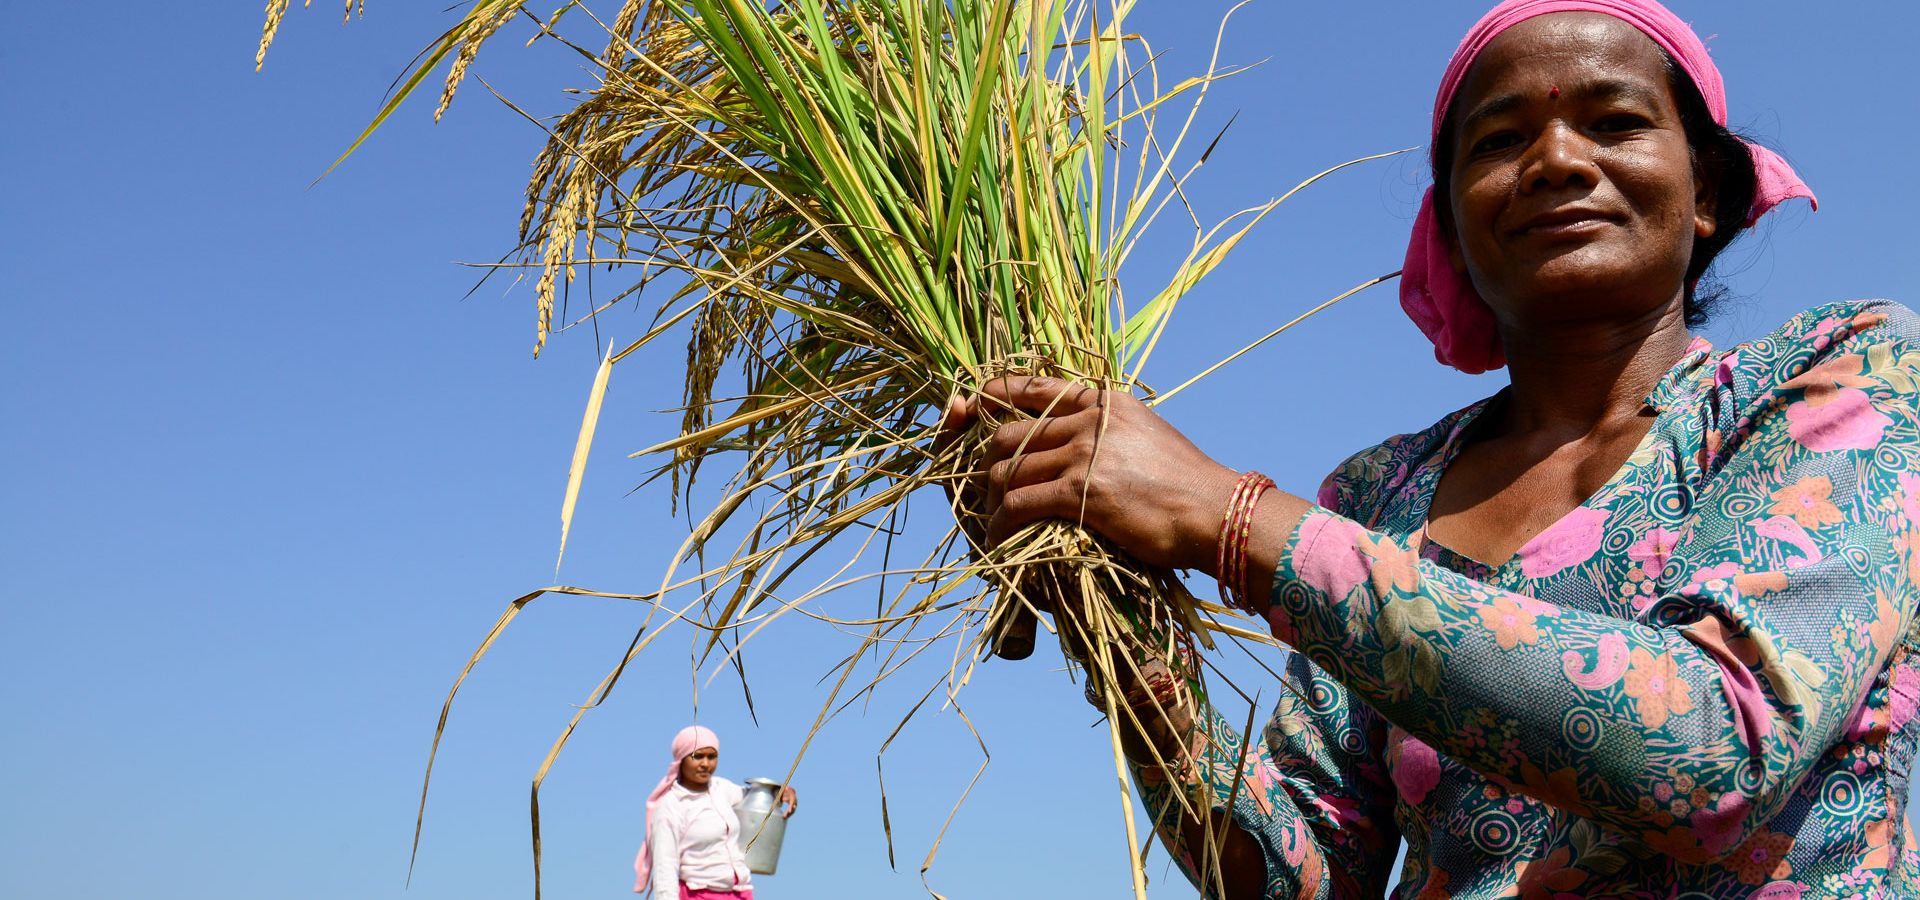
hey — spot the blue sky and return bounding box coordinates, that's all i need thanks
[2,2,1914,898]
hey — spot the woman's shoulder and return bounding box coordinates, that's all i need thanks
[709,776,744,801]
[1690,299,1920,463]
[1733,299,1920,374]
[1316,397,1491,522]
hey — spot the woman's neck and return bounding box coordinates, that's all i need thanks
[677,777,710,793]
[1493,301,1693,436]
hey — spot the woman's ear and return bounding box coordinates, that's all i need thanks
[1693,158,1719,240]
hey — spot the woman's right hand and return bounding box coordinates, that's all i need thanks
[942,376,1241,575]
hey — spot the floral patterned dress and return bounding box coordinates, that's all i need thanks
[1137,300,1920,899]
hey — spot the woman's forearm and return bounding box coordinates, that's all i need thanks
[1133,775,1277,900]
[1122,701,1316,900]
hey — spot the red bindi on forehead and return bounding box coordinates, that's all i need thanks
[1452,15,1675,135]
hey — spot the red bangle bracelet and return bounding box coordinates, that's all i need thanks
[1216,470,1275,611]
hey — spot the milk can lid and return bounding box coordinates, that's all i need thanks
[746,777,783,789]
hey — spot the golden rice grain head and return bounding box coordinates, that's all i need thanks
[604,0,647,64]
[435,7,514,122]
[254,0,296,71]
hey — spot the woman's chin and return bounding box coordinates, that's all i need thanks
[1485,253,1680,309]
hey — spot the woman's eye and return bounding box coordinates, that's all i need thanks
[1470,131,1521,154]
[1593,114,1651,133]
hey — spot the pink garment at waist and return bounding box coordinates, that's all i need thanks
[680,885,751,900]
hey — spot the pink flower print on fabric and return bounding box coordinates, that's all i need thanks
[1392,735,1443,805]
[1519,506,1610,579]
[1293,513,1373,601]
[1691,791,1755,856]
[1627,526,1681,578]
[1749,882,1808,900]
[1786,388,1892,452]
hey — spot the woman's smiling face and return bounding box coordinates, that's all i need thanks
[1443,12,1716,325]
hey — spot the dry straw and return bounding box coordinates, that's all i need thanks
[261,1,1401,896]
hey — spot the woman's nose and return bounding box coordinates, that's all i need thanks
[1521,122,1599,193]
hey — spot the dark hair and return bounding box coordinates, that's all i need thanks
[1430,53,1757,328]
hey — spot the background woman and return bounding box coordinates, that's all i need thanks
[954,0,1917,896]
[634,726,797,898]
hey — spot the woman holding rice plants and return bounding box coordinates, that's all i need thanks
[953,1,1917,896]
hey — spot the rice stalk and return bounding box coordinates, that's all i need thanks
[262,2,1404,896]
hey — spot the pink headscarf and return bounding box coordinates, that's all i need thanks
[1400,0,1818,373]
[633,725,721,893]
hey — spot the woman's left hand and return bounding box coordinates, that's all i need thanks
[778,785,797,818]
[945,375,1241,575]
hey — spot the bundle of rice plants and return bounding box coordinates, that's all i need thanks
[260,1,1398,895]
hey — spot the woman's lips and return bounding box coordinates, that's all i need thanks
[1513,208,1615,238]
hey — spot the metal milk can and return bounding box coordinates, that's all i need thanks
[735,777,788,875]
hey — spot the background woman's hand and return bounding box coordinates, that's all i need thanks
[778,785,797,818]
[944,375,1238,575]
